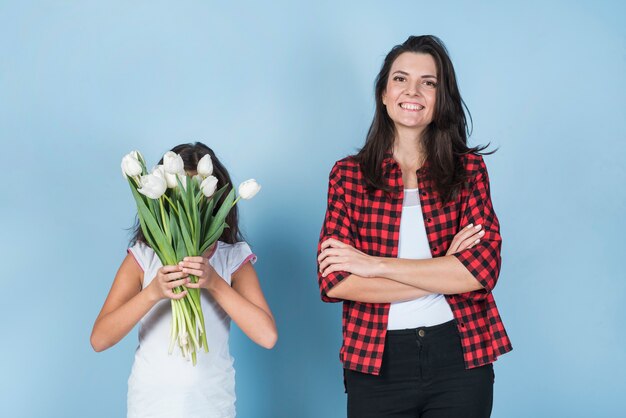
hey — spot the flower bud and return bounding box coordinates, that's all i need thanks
[137,173,167,199]
[200,175,218,197]
[197,154,213,177]
[163,151,184,175]
[238,179,261,200]
[154,164,186,189]
[121,150,143,178]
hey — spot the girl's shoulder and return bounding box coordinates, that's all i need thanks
[127,241,158,272]
[212,240,257,275]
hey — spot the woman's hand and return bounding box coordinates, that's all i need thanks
[446,223,485,255]
[318,238,382,278]
[178,256,220,292]
[146,265,190,301]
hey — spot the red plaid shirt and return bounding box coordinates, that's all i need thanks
[318,152,512,375]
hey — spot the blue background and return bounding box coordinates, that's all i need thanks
[1,1,625,417]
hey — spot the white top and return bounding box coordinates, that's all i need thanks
[387,188,454,330]
[126,240,256,418]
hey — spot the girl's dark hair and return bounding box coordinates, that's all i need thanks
[130,142,243,246]
[356,35,494,203]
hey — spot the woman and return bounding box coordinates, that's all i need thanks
[317,36,512,417]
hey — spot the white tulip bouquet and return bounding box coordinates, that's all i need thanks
[121,150,261,364]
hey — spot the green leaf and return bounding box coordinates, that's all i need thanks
[191,191,200,253]
[130,184,176,264]
[200,222,226,254]
[205,188,235,242]
[177,202,196,256]
[201,184,228,235]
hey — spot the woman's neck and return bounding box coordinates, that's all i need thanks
[392,130,425,171]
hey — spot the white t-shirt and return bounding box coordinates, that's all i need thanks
[126,240,256,418]
[387,188,454,330]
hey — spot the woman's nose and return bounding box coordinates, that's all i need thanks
[406,84,420,96]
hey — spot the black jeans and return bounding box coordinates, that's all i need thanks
[344,321,494,418]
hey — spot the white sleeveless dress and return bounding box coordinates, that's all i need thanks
[126,240,256,418]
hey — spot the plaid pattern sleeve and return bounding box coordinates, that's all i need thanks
[452,156,502,301]
[317,162,355,303]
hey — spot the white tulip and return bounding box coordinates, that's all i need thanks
[154,164,186,189]
[166,172,187,189]
[192,174,203,186]
[152,164,166,179]
[238,179,261,200]
[163,151,185,175]
[137,173,167,199]
[197,154,213,177]
[121,150,143,178]
[200,175,218,197]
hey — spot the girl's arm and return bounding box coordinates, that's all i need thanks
[90,254,189,352]
[182,258,277,349]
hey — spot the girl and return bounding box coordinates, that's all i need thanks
[91,142,277,418]
[317,36,512,417]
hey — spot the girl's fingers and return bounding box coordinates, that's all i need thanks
[179,261,205,271]
[169,290,188,300]
[160,265,182,274]
[185,281,202,289]
[166,277,189,289]
[181,267,204,277]
[162,271,188,282]
[182,256,205,263]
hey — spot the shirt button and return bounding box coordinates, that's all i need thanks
[426,218,432,223]
[421,191,427,196]
[418,329,425,337]
[432,247,438,252]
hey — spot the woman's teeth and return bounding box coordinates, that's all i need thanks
[400,103,424,110]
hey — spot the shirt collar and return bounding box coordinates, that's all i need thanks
[381,151,431,176]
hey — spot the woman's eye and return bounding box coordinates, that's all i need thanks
[423,80,438,88]
[393,76,406,82]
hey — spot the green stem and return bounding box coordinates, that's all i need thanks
[181,297,201,352]
[168,299,177,354]
[163,194,179,216]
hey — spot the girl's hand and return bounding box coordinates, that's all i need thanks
[318,238,381,278]
[178,256,219,291]
[446,223,485,256]
[147,265,189,301]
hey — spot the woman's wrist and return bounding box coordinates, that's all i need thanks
[374,256,392,278]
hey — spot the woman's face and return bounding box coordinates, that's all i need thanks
[382,52,438,134]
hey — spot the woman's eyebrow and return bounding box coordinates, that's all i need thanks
[392,70,437,79]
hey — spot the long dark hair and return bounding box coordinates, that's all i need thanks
[356,35,494,203]
[130,142,243,246]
